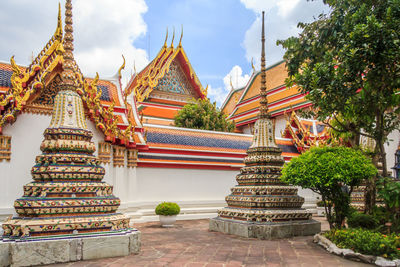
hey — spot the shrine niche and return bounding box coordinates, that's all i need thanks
[0,135,11,161]
[113,145,125,167]
[127,149,138,168]
[98,141,112,164]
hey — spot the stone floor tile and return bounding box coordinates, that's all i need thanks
[45,218,373,267]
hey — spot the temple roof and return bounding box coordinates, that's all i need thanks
[281,110,329,153]
[138,125,299,170]
[124,30,207,126]
[125,31,207,103]
[226,61,312,128]
[0,4,146,150]
[221,86,245,116]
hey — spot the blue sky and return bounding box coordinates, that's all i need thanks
[0,0,328,107]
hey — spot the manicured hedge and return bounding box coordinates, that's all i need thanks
[325,228,400,259]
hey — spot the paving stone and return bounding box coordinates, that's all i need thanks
[44,218,371,267]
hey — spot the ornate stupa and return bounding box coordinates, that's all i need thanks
[210,12,320,238]
[1,0,130,240]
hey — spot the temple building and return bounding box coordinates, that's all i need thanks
[210,12,320,238]
[0,1,319,228]
[221,59,399,176]
[124,30,207,126]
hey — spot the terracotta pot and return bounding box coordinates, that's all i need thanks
[159,215,177,227]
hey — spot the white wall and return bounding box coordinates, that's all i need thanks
[1,113,51,217]
[386,129,399,177]
[0,113,323,223]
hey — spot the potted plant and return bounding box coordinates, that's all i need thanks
[155,202,180,227]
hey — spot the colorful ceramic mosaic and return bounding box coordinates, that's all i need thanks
[2,0,130,240]
[154,60,193,95]
[216,13,312,223]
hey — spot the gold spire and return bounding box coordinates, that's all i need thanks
[178,25,183,47]
[54,3,63,41]
[259,11,269,118]
[170,27,175,48]
[61,0,76,88]
[118,55,126,79]
[163,28,168,48]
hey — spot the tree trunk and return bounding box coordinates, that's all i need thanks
[364,148,379,214]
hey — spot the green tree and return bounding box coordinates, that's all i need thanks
[174,98,235,132]
[281,146,377,229]
[278,0,400,211]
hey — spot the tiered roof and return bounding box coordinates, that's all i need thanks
[124,30,207,126]
[223,61,312,129]
[0,11,146,150]
[281,110,329,153]
[138,125,299,170]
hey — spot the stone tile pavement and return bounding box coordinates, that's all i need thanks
[49,217,370,267]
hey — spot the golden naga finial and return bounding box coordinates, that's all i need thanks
[118,55,126,79]
[163,27,169,47]
[230,76,234,90]
[10,56,21,77]
[201,85,208,97]
[251,57,255,72]
[54,2,63,41]
[133,61,137,75]
[178,25,183,47]
[170,27,175,48]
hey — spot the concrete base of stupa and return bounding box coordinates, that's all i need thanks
[209,217,320,239]
[0,230,140,267]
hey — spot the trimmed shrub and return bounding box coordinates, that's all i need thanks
[325,228,400,259]
[347,212,379,229]
[281,146,377,229]
[155,202,180,216]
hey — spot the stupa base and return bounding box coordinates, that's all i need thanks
[209,217,320,239]
[0,229,140,267]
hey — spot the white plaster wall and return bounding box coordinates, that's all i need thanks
[385,129,399,177]
[274,115,287,137]
[135,167,235,203]
[0,113,51,216]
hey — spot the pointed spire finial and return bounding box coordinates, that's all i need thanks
[259,11,269,118]
[171,27,175,48]
[163,27,168,47]
[251,57,255,72]
[178,25,183,47]
[55,2,63,41]
[118,55,126,79]
[61,0,76,88]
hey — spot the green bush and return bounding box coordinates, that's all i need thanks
[347,212,379,229]
[155,202,180,216]
[325,228,400,259]
[174,98,235,132]
[281,146,377,229]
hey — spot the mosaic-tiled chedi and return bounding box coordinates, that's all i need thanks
[2,0,130,239]
[217,12,312,223]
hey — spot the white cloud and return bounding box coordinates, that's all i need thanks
[240,0,300,18]
[0,0,149,82]
[207,85,228,108]
[223,65,250,90]
[212,65,250,108]
[240,0,328,67]
[74,0,149,79]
